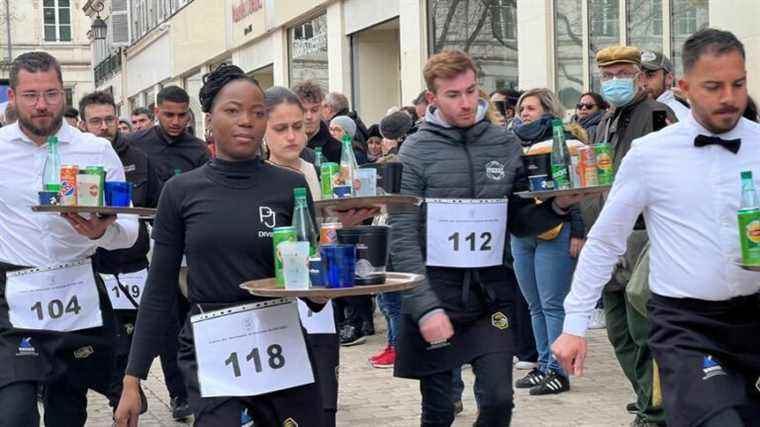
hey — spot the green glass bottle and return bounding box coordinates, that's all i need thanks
[550,119,571,190]
[292,187,318,257]
[314,147,324,171]
[738,170,760,265]
[42,136,61,192]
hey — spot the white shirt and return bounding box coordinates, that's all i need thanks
[563,113,760,336]
[657,90,691,122]
[0,122,138,267]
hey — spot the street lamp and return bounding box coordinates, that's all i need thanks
[90,2,107,41]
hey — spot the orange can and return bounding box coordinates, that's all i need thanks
[319,222,342,245]
[59,165,78,206]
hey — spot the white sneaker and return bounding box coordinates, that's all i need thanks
[514,360,538,370]
[588,308,606,329]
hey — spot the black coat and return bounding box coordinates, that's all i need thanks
[307,121,342,164]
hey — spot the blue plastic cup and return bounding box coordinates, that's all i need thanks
[319,244,356,288]
[38,191,60,205]
[105,181,132,207]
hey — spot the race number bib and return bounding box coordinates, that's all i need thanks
[101,269,148,310]
[5,259,103,332]
[191,299,314,398]
[298,300,336,335]
[426,199,508,268]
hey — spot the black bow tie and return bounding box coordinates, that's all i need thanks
[694,135,741,154]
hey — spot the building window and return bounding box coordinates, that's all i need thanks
[64,88,73,108]
[627,0,663,53]
[43,0,72,42]
[588,0,620,92]
[428,0,519,93]
[671,0,708,76]
[288,14,329,91]
[555,0,584,109]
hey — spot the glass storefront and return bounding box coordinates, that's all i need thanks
[288,14,329,91]
[428,0,519,93]
[553,0,708,108]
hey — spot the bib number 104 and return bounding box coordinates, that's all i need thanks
[225,344,286,378]
[30,295,82,320]
[448,232,493,252]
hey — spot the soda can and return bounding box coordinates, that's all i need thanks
[320,162,339,199]
[738,208,760,266]
[594,143,614,185]
[578,146,599,187]
[76,170,103,207]
[319,222,343,245]
[59,165,78,206]
[273,226,297,287]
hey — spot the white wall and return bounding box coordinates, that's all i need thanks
[517,0,553,91]
[126,32,173,98]
[354,27,401,125]
[398,0,427,104]
[343,0,400,35]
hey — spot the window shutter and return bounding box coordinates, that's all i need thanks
[111,0,131,46]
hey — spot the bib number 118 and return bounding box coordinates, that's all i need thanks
[448,232,493,252]
[225,344,286,378]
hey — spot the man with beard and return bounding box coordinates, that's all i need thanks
[79,91,161,416]
[0,51,138,425]
[554,29,760,427]
[639,50,691,121]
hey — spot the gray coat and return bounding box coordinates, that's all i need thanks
[389,107,566,323]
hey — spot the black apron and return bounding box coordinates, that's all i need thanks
[394,267,515,379]
[0,261,116,391]
[178,302,324,423]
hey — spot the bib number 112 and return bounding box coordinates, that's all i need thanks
[225,344,286,378]
[448,232,493,252]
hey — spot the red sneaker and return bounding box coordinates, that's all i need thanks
[369,345,391,363]
[371,346,396,368]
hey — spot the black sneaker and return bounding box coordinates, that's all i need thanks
[515,368,545,389]
[362,320,375,336]
[340,325,366,346]
[453,400,463,415]
[529,370,570,395]
[171,396,192,421]
[626,402,639,414]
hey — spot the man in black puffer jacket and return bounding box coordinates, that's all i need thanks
[389,51,581,427]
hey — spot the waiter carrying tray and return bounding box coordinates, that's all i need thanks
[0,52,138,426]
[553,28,760,427]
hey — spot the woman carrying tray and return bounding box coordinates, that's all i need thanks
[115,65,328,426]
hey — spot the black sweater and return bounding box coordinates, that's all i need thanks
[126,158,315,378]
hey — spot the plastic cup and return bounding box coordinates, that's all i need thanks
[319,244,356,288]
[105,181,132,207]
[280,241,310,290]
[38,191,60,205]
[356,168,377,197]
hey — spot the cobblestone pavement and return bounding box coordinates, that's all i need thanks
[79,313,634,426]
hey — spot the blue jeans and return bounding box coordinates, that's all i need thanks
[511,225,576,377]
[377,291,400,346]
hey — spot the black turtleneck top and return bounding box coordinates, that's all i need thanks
[126,157,313,378]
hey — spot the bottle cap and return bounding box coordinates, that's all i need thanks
[342,134,352,144]
[47,136,58,145]
[551,118,563,128]
[315,147,322,153]
[293,187,307,199]
[741,170,753,180]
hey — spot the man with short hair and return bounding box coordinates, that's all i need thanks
[323,91,369,142]
[125,85,207,420]
[576,45,675,427]
[640,50,691,121]
[79,90,159,418]
[64,106,79,127]
[130,107,153,132]
[293,81,341,163]
[0,51,138,426]
[554,28,760,427]
[390,49,579,426]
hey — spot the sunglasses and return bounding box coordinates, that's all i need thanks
[576,103,597,111]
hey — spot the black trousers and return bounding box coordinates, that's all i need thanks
[648,293,760,427]
[420,351,513,427]
[333,296,373,330]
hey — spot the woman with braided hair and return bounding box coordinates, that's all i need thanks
[114,64,326,426]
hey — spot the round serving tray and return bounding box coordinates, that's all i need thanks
[240,272,424,298]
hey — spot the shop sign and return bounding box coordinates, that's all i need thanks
[232,0,264,23]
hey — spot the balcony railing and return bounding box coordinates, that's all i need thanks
[94,53,122,87]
